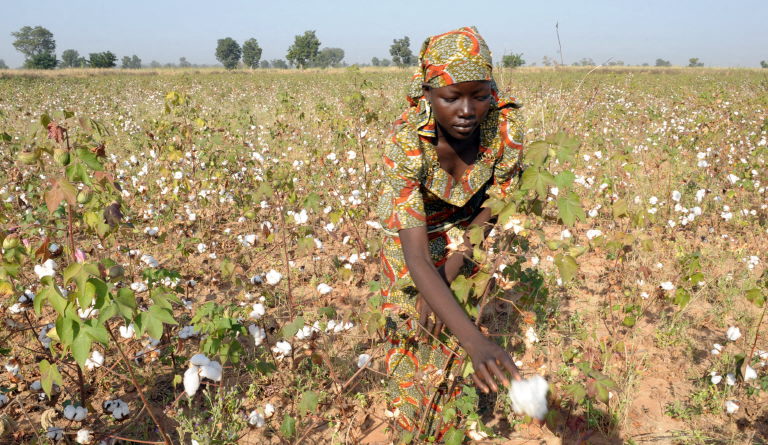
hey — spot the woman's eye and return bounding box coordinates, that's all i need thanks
[476,95,491,101]
[442,97,458,103]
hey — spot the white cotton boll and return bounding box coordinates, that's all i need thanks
[196,243,207,254]
[63,404,77,420]
[295,325,313,340]
[5,359,20,376]
[130,281,148,292]
[357,354,372,368]
[507,375,549,420]
[325,320,337,332]
[0,394,8,407]
[649,196,658,205]
[34,259,57,279]
[726,326,741,341]
[272,341,292,359]
[76,428,94,444]
[695,189,706,202]
[727,174,740,184]
[560,229,572,239]
[586,229,602,240]
[74,405,87,421]
[30,380,42,391]
[343,321,355,331]
[249,324,266,346]
[744,365,758,381]
[671,190,681,202]
[248,410,265,427]
[190,353,211,367]
[317,283,332,295]
[524,326,539,344]
[178,325,199,339]
[726,373,736,386]
[249,303,266,319]
[184,367,201,397]
[200,361,223,382]
[710,373,722,385]
[85,350,104,370]
[660,282,675,291]
[266,269,282,285]
[711,343,723,355]
[725,400,739,414]
[264,403,275,418]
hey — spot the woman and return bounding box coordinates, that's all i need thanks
[376,26,526,438]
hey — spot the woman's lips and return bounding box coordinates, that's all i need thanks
[452,123,475,133]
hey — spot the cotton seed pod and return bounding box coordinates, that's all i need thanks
[2,236,19,250]
[0,415,17,438]
[244,210,257,219]
[76,190,92,205]
[189,354,210,367]
[108,265,125,280]
[53,148,71,166]
[183,367,200,397]
[40,408,58,429]
[18,149,41,165]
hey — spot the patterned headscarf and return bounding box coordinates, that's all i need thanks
[407,26,498,107]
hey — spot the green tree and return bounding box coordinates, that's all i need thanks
[389,36,413,67]
[88,51,117,68]
[131,55,142,69]
[216,37,242,69]
[655,58,672,67]
[286,30,321,69]
[315,47,344,68]
[61,49,82,68]
[0,59,7,69]
[242,38,263,68]
[179,57,191,68]
[371,57,380,66]
[381,58,391,67]
[502,53,525,68]
[761,61,768,68]
[259,60,270,68]
[149,60,161,68]
[688,58,704,67]
[271,59,288,69]
[572,57,595,66]
[11,26,56,69]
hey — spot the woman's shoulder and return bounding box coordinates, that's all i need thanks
[386,106,427,159]
[495,96,524,151]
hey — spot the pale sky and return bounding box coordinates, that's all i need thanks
[1,0,766,68]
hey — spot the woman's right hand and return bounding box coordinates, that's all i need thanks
[463,335,521,393]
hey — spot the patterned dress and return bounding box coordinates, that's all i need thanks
[376,94,524,436]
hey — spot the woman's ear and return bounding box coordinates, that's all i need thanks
[421,84,431,102]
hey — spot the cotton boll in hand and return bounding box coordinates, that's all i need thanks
[507,375,549,420]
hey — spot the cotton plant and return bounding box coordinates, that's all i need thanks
[184,354,223,397]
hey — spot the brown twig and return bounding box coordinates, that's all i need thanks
[107,326,173,445]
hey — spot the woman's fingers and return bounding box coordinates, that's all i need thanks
[471,373,489,394]
[475,362,497,393]
[486,360,509,388]
[432,319,443,338]
[498,353,522,381]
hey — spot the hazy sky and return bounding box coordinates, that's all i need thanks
[1,0,766,68]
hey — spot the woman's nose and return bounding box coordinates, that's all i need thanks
[458,99,474,118]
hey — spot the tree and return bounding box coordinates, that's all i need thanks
[61,49,82,68]
[216,38,241,69]
[260,60,270,68]
[371,57,380,67]
[242,38,263,68]
[389,36,413,67]
[655,58,672,67]
[179,57,191,68]
[0,59,7,69]
[688,58,703,67]
[607,60,625,66]
[502,53,525,68]
[572,58,595,66]
[88,52,116,68]
[761,61,768,68]
[149,60,161,68]
[131,55,142,69]
[121,56,132,69]
[271,59,288,69]
[286,30,321,69]
[11,26,56,69]
[381,58,391,67]
[315,47,344,68]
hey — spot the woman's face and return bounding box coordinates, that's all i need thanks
[424,80,493,141]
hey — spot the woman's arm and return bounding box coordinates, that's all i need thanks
[400,223,519,393]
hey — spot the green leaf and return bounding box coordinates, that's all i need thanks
[612,199,628,218]
[39,360,63,398]
[281,316,305,339]
[621,315,636,327]
[83,319,110,345]
[450,275,472,304]
[71,331,92,368]
[549,132,579,163]
[554,254,578,283]
[56,314,79,346]
[280,414,296,439]
[317,306,336,318]
[673,288,691,307]
[114,287,137,320]
[443,427,465,445]
[467,225,484,246]
[75,148,104,171]
[520,167,555,197]
[298,390,319,416]
[564,383,587,403]
[554,170,576,190]
[524,141,549,167]
[745,288,765,308]
[40,113,51,128]
[556,191,585,226]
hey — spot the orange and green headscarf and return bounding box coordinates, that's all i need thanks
[407,26,498,107]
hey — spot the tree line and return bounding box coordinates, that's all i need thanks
[3,25,767,70]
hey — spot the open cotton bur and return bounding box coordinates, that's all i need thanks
[507,375,549,420]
